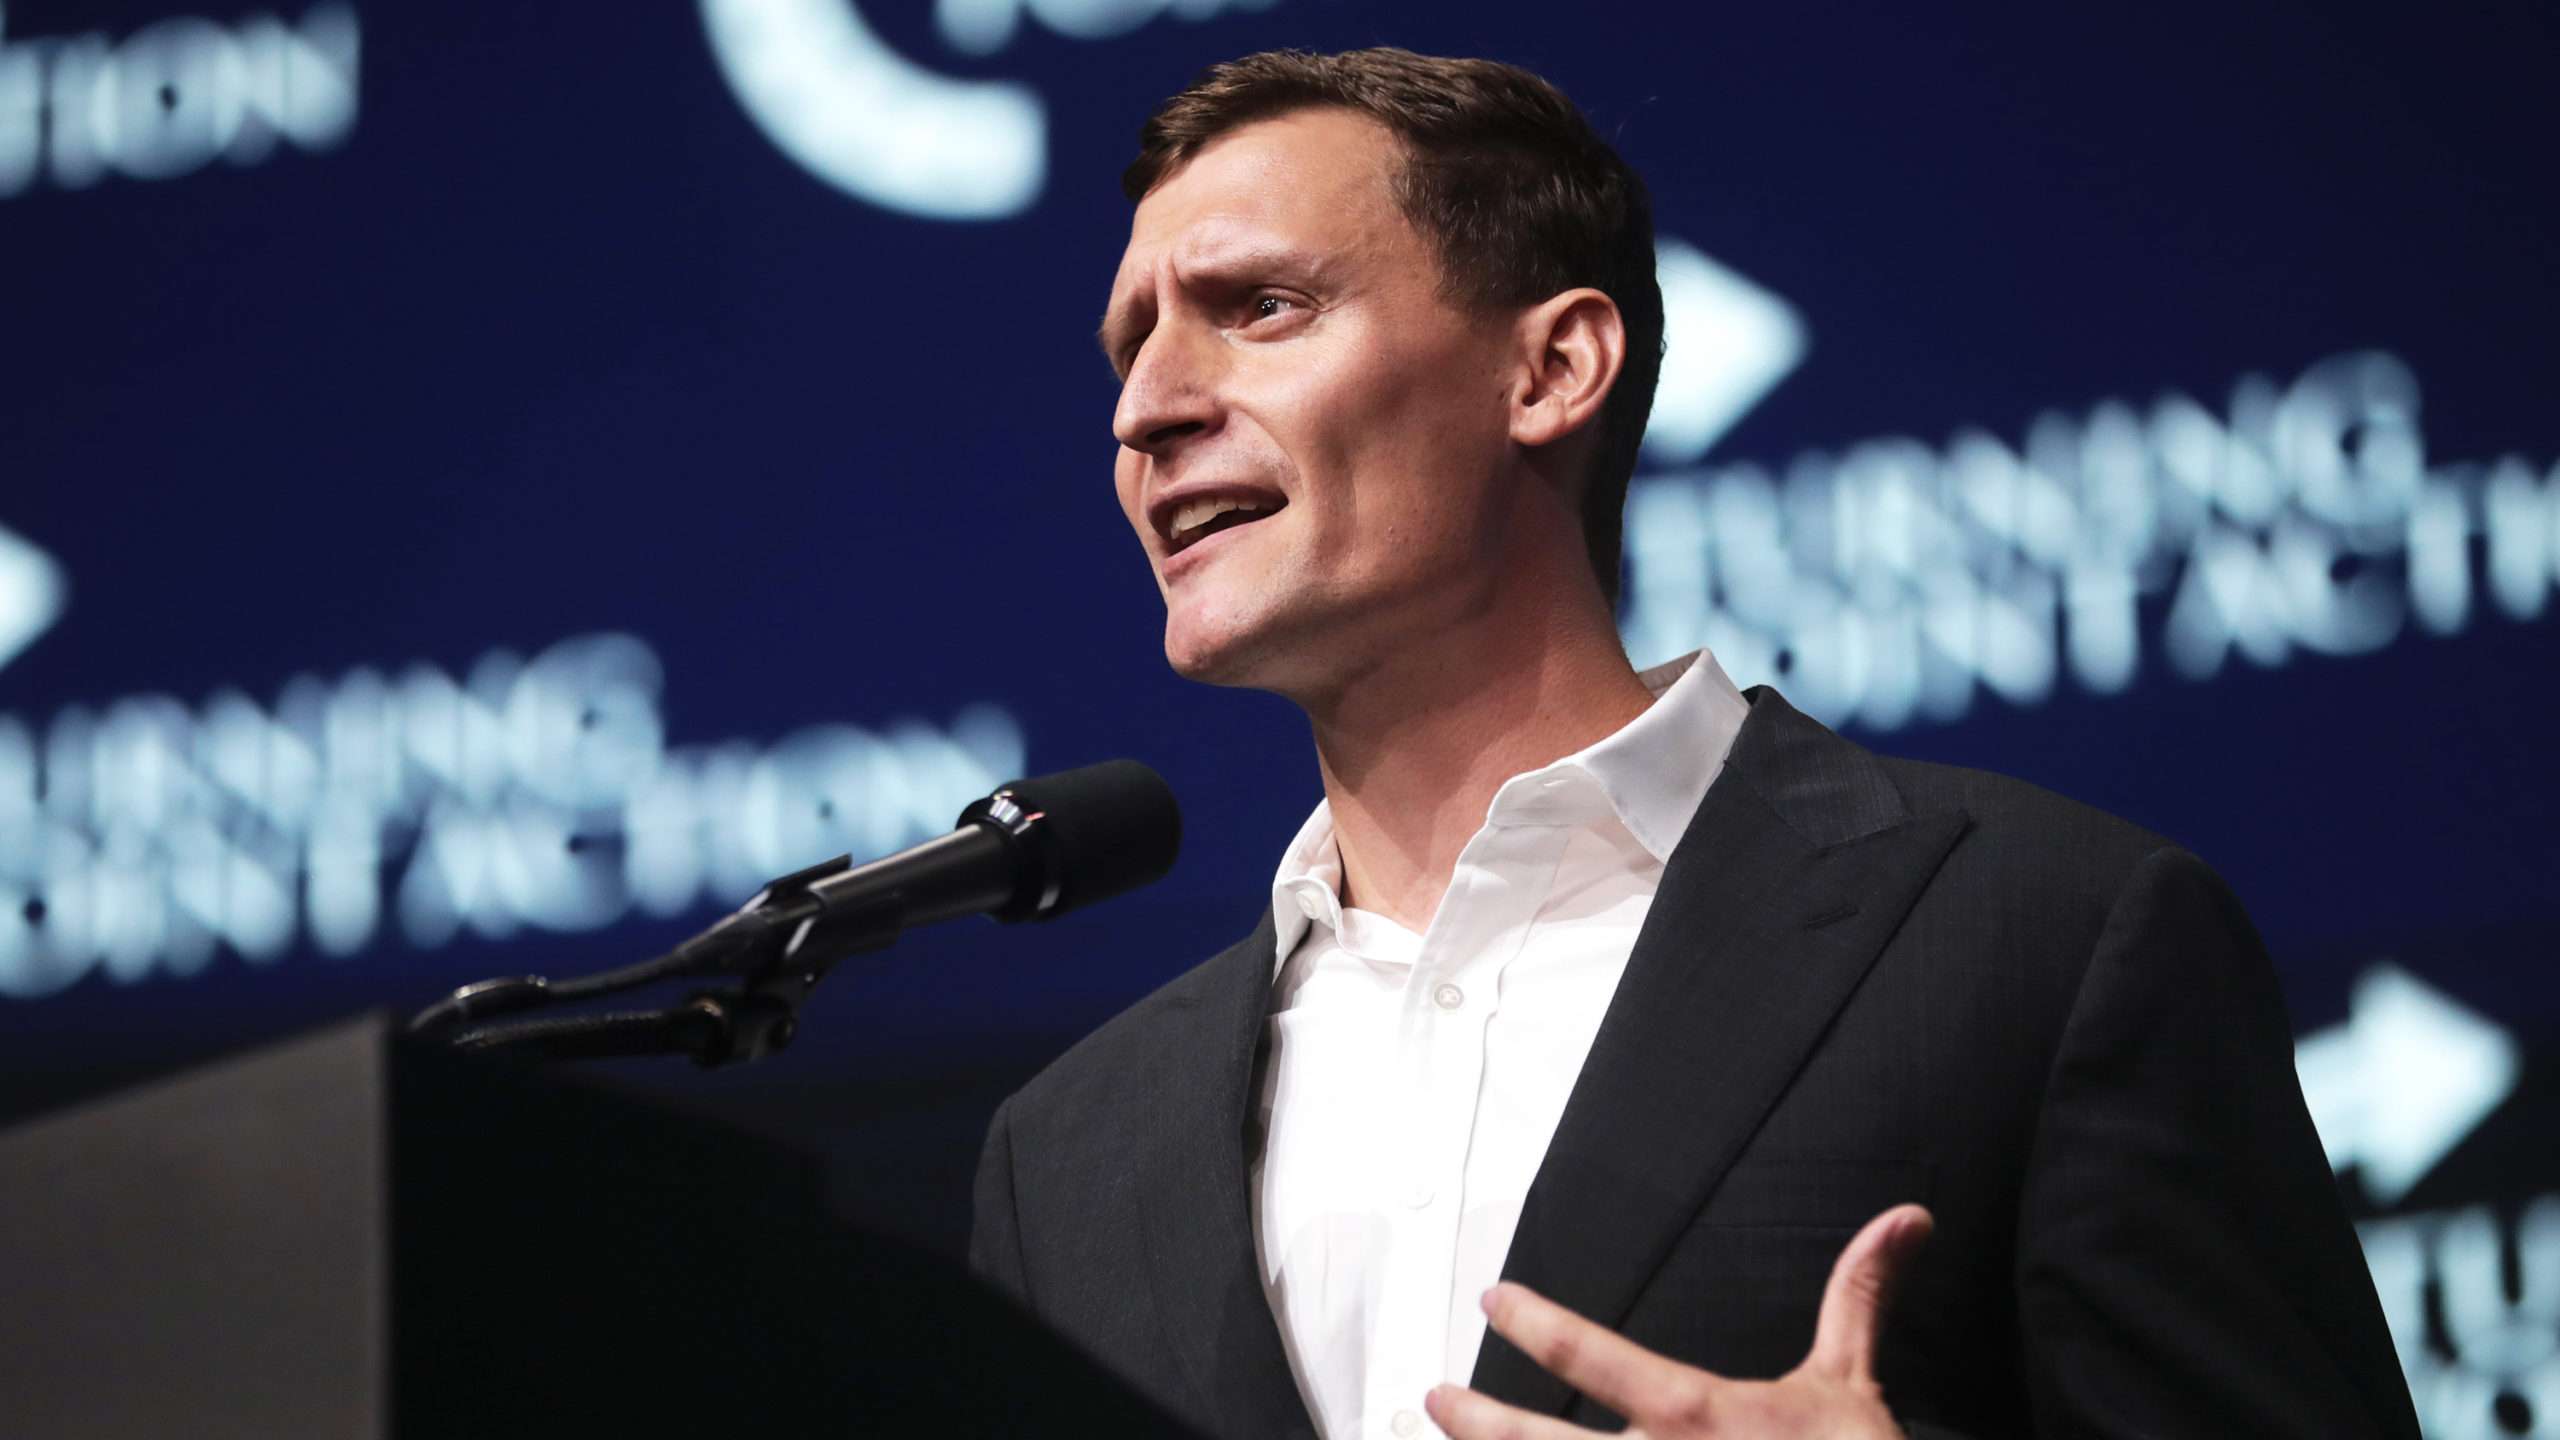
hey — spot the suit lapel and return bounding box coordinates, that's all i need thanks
[1137,911,1317,1440]
[1471,690,1970,1413]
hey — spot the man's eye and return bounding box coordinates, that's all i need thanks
[1252,296,1294,321]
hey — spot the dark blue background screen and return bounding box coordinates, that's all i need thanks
[0,0,2552,1272]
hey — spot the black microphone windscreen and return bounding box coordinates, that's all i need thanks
[994,759,1182,919]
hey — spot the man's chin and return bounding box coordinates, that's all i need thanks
[1160,575,1376,696]
[1162,625,1266,689]
[1161,605,1314,691]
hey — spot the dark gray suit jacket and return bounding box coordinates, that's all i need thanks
[971,689,2420,1440]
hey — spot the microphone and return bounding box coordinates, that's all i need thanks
[410,759,1181,1062]
[773,757,1184,953]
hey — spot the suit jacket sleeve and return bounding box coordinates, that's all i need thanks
[971,1094,1034,1309]
[2012,846,2418,1439]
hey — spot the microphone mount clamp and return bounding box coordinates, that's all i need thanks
[405,853,906,1067]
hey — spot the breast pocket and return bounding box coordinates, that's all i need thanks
[1617,1159,1935,1382]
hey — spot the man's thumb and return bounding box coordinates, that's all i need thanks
[1804,1204,1934,1383]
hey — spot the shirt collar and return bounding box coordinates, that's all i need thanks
[1268,647,1751,963]
[1271,800,1348,960]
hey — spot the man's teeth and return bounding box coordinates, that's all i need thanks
[1169,497,1269,542]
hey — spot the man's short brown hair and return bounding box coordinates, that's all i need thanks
[1123,48,1663,604]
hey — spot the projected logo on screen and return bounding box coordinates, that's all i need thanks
[700,0,1275,220]
[1622,351,2560,731]
[0,4,357,202]
[2362,1198,2560,1440]
[0,522,64,677]
[2290,965,2559,1440]
[0,633,1027,999]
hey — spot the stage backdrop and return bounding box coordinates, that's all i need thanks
[2,1,2555,1430]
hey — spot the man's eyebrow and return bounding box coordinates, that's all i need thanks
[1182,236,1325,285]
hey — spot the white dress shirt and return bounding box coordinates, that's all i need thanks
[1250,649,1751,1440]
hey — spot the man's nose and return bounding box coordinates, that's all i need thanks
[1112,324,1219,458]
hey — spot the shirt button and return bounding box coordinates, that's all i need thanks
[1397,1178,1434,1209]
[1432,982,1465,1011]
[1390,1411,1423,1438]
[1295,891,1322,918]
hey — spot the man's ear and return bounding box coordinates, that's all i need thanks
[1507,288,1627,453]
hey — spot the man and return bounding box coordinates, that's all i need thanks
[971,48,2418,1440]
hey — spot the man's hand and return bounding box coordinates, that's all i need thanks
[1426,1205,1934,1440]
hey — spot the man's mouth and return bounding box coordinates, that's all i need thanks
[1164,495,1283,556]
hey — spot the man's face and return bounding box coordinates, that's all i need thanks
[1103,109,1524,697]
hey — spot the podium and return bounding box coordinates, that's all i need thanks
[0,1014,1199,1439]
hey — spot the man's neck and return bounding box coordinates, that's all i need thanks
[1305,596,1654,933]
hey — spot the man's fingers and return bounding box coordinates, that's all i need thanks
[1804,1203,1935,1383]
[1424,1383,1603,1440]
[1481,1281,1709,1422]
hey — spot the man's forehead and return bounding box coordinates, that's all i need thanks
[1113,110,1409,285]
